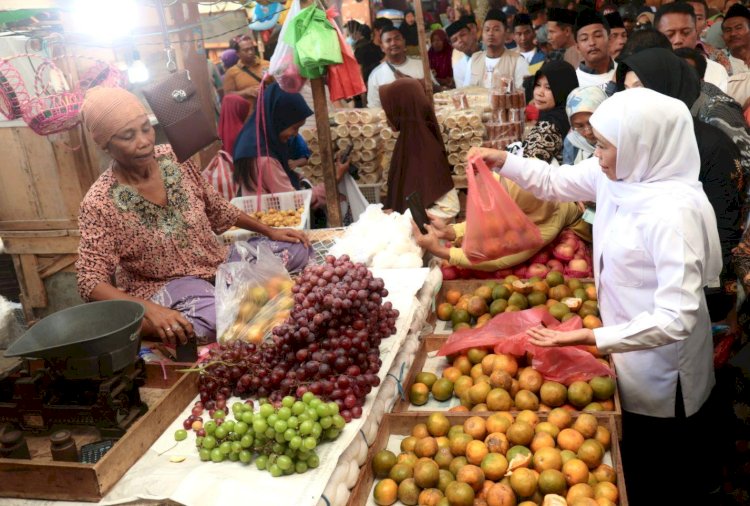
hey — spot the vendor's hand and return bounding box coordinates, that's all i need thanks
[143,301,193,346]
[527,326,596,347]
[335,158,351,182]
[467,147,508,170]
[411,221,450,259]
[269,227,311,248]
[427,213,456,241]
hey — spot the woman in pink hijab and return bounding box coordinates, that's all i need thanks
[217,94,250,156]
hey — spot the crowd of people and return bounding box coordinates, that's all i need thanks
[71,1,750,502]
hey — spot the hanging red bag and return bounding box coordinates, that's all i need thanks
[202,150,238,201]
[325,7,366,102]
[462,156,543,263]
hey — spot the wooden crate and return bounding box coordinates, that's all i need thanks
[0,369,199,502]
[349,411,628,506]
[392,336,623,437]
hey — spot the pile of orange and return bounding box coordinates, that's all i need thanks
[371,412,620,506]
[409,347,617,413]
[437,273,602,332]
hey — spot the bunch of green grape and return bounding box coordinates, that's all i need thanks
[187,392,346,476]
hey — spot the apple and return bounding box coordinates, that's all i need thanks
[553,243,575,260]
[527,263,549,278]
[441,265,458,280]
[546,259,564,272]
[530,251,551,264]
[513,266,528,278]
[569,258,589,272]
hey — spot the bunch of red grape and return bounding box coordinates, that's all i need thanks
[198,255,399,422]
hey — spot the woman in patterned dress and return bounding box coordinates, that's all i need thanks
[76,87,310,345]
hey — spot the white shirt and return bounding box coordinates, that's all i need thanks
[470,52,529,91]
[729,54,750,74]
[520,49,537,64]
[501,154,715,418]
[575,63,616,92]
[704,58,729,93]
[453,51,472,88]
[367,58,425,108]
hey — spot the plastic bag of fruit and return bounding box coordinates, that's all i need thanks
[462,157,543,263]
[215,243,294,343]
[437,308,613,384]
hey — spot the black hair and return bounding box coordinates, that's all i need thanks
[684,0,709,18]
[346,20,362,34]
[513,13,534,29]
[654,2,696,28]
[674,46,707,78]
[484,8,509,27]
[380,25,403,39]
[618,27,672,61]
[359,24,372,40]
[373,17,394,31]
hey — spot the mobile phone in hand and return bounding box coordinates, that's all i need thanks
[406,191,430,235]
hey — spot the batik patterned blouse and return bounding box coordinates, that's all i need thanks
[76,145,240,301]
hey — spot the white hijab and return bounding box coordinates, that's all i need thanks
[589,88,722,288]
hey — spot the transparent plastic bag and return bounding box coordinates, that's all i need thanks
[268,0,306,92]
[215,243,294,343]
[462,156,543,263]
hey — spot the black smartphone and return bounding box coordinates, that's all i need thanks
[176,340,198,363]
[406,191,430,235]
[340,143,354,164]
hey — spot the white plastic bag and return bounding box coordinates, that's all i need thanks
[215,243,293,343]
[268,0,306,93]
[338,173,368,222]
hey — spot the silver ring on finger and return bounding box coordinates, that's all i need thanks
[164,327,174,335]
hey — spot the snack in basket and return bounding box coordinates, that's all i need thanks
[370,412,620,506]
[252,207,304,227]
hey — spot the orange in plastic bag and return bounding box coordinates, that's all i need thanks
[462,156,543,263]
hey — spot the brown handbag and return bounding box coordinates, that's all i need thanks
[141,70,218,163]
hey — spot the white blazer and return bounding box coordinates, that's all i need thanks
[502,154,716,418]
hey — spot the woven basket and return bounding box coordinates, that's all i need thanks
[78,61,124,92]
[0,59,30,120]
[21,59,83,136]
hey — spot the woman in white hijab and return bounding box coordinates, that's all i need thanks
[469,87,723,504]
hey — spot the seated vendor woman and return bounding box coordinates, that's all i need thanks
[75,86,310,346]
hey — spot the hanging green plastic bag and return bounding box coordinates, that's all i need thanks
[284,5,342,79]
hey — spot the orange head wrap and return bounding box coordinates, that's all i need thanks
[82,86,148,148]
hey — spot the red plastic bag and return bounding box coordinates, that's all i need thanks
[462,157,543,264]
[202,150,238,201]
[437,307,613,385]
[325,8,366,102]
[438,307,557,357]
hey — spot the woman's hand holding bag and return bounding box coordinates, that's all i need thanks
[462,155,543,263]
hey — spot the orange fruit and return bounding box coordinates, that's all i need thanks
[412,423,430,439]
[450,432,474,456]
[594,425,611,451]
[573,414,599,439]
[593,481,619,503]
[486,413,512,434]
[489,369,513,390]
[563,458,590,486]
[442,366,462,383]
[516,410,540,428]
[506,422,535,447]
[532,446,563,472]
[486,388,513,411]
[494,354,519,377]
[454,356,472,376]
[445,480,475,506]
[577,440,605,469]
[530,431,556,453]
[540,381,568,407]
[445,289,462,305]
[582,315,603,329]
[567,483,595,503]
[456,463,485,492]
[464,416,488,440]
[465,440,489,466]
[535,421,561,439]
[592,464,616,484]
[485,482,516,506]
[538,468,567,496]
[509,467,538,498]
[481,452,509,481]
[485,432,510,455]
[557,428,585,452]
[373,478,398,505]
[548,407,573,430]
[518,368,544,393]
[436,302,454,321]
[417,488,444,506]
[414,437,439,458]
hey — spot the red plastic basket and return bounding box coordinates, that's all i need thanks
[0,58,30,120]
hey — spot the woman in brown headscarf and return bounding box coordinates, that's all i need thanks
[379,79,458,218]
[76,86,309,346]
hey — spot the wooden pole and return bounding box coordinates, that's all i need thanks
[311,77,343,227]
[413,0,434,102]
